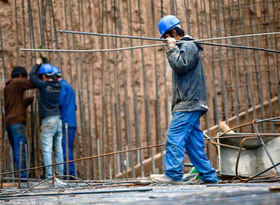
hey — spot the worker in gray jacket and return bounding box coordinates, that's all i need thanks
[155,15,218,184]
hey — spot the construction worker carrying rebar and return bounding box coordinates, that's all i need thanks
[154,15,218,184]
[4,66,35,179]
[29,55,66,186]
[52,65,77,179]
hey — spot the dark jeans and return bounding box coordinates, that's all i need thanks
[6,123,27,178]
[62,127,76,177]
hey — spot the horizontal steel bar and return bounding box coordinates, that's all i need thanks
[0,143,165,177]
[20,41,280,53]
[219,133,280,137]
[57,30,280,42]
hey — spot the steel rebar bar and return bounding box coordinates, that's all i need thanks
[57,30,280,43]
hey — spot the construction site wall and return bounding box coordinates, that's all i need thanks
[0,0,279,179]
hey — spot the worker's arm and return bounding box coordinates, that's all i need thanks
[29,64,45,88]
[14,78,36,90]
[166,41,199,75]
[59,83,66,108]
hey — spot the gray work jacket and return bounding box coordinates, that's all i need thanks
[166,36,208,114]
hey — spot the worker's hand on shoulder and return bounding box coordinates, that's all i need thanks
[36,58,42,65]
[166,37,176,49]
[39,52,47,58]
[39,52,49,64]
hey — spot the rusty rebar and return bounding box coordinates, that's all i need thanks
[0,143,165,177]
[65,123,69,182]
[235,137,249,181]
[57,30,280,43]
[18,142,22,189]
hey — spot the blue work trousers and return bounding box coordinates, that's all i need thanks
[41,116,64,178]
[6,123,27,178]
[62,126,76,177]
[165,111,218,182]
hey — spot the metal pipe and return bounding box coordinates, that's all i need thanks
[9,148,15,181]
[27,0,36,65]
[36,0,43,52]
[100,0,106,180]
[0,143,165,177]
[151,0,164,174]
[0,25,6,189]
[0,25,6,82]
[253,123,280,176]
[18,142,22,189]
[112,0,124,179]
[0,110,5,189]
[203,134,246,150]
[251,0,266,132]
[201,0,216,163]
[116,0,129,180]
[67,0,85,179]
[21,0,27,66]
[66,123,69,182]
[212,133,280,139]
[271,0,280,111]
[35,94,41,179]
[255,116,280,123]
[63,0,81,178]
[51,152,54,185]
[262,0,275,132]
[128,0,142,175]
[49,0,62,68]
[235,137,249,180]
[215,0,228,123]
[20,42,280,53]
[107,0,116,179]
[127,0,138,179]
[24,143,30,187]
[87,0,96,180]
[137,0,147,177]
[14,0,20,64]
[248,161,280,181]
[77,0,88,180]
[229,0,240,130]
[237,0,251,133]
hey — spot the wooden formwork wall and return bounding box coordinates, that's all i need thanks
[0,0,279,179]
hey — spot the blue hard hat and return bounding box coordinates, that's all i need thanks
[39,63,53,76]
[52,65,61,76]
[157,15,181,38]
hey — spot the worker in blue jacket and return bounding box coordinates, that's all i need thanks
[52,66,77,179]
[155,15,218,184]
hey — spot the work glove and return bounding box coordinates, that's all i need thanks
[36,58,42,65]
[166,37,177,49]
[39,52,49,64]
[39,52,46,58]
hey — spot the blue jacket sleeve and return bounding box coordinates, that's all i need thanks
[29,64,45,88]
[166,41,199,75]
